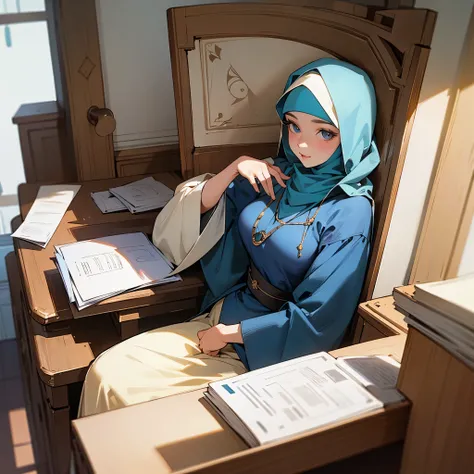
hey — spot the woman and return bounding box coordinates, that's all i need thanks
[79,58,380,417]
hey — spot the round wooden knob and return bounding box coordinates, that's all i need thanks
[87,106,116,137]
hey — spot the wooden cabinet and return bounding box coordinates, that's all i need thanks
[12,102,76,184]
[353,296,408,344]
[398,328,474,473]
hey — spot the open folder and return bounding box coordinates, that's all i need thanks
[54,232,181,311]
[205,352,403,447]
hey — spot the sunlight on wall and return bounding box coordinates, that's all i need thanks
[373,0,474,297]
[374,89,449,296]
[458,214,474,276]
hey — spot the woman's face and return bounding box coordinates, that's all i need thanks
[285,111,341,168]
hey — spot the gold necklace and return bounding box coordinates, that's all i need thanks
[251,192,329,258]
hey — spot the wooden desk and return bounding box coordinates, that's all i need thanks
[354,296,408,344]
[16,173,205,326]
[10,174,208,474]
[72,336,408,474]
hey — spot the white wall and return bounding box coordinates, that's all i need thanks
[373,0,474,296]
[96,0,256,150]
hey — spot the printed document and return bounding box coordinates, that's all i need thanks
[335,355,404,405]
[205,352,384,447]
[55,232,180,310]
[12,184,81,248]
[91,191,127,213]
[109,177,174,213]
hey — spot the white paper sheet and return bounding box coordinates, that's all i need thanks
[336,355,404,405]
[54,252,75,303]
[109,177,174,213]
[12,185,81,247]
[91,191,127,214]
[55,232,181,310]
[206,352,383,446]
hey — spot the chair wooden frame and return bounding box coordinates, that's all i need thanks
[168,1,436,300]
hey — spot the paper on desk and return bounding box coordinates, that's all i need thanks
[336,355,404,405]
[12,184,81,248]
[55,232,181,310]
[91,191,127,214]
[55,252,75,303]
[205,352,384,447]
[109,177,174,213]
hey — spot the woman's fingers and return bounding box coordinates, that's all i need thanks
[272,165,291,180]
[246,174,260,193]
[240,161,291,198]
[269,167,287,188]
[259,170,275,200]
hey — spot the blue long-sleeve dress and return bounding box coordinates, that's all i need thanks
[200,174,372,371]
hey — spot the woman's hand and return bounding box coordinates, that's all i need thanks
[197,323,243,356]
[236,156,290,200]
[201,155,291,213]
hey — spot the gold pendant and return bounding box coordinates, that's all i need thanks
[297,244,303,258]
[253,230,266,246]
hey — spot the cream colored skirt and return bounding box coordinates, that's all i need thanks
[78,300,247,417]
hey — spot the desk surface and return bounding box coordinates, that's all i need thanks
[16,173,206,324]
[72,335,408,474]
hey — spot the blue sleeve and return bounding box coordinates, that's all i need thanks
[240,233,370,370]
[199,175,258,307]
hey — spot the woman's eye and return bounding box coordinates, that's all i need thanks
[320,129,335,141]
[289,123,300,133]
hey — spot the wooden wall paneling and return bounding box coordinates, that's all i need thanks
[168,7,194,180]
[258,1,416,13]
[12,101,76,183]
[410,7,474,284]
[115,145,181,177]
[168,3,436,300]
[49,0,115,181]
[194,143,279,175]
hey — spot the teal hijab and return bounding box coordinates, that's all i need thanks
[199,58,380,308]
[273,58,380,218]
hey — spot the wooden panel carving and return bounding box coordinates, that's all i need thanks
[168,2,436,300]
[12,101,76,184]
[115,145,181,177]
[188,38,333,148]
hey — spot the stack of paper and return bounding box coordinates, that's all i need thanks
[91,177,174,214]
[54,232,181,310]
[205,351,402,447]
[393,275,474,369]
[90,191,127,214]
[12,184,81,248]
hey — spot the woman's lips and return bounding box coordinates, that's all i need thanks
[299,152,311,159]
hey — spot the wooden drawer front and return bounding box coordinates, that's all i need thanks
[360,321,387,343]
[353,316,389,344]
[12,276,53,472]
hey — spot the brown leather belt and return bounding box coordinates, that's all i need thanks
[247,261,292,312]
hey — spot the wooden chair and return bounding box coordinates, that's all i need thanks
[167,1,436,302]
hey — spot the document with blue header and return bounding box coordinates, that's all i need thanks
[205,351,402,447]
